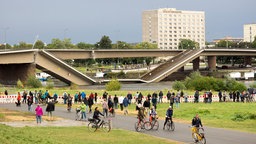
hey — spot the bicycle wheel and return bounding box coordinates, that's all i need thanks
[170,122,175,131]
[102,122,111,132]
[192,133,197,143]
[144,121,152,130]
[152,120,159,130]
[135,122,142,132]
[200,137,206,144]
[166,122,171,130]
[88,122,97,132]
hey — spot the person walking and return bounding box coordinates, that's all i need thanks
[123,96,130,115]
[35,104,43,124]
[119,96,124,111]
[46,100,55,120]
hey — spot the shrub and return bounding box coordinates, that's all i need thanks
[16,79,24,89]
[106,79,121,91]
[26,76,42,88]
[172,80,186,91]
[45,78,54,89]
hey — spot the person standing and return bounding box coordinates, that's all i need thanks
[27,96,33,111]
[208,90,213,103]
[119,95,124,111]
[35,104,43,124]
[80,103,86,120]
[94,92,98,104]
[88,93,94,113]
[16,92,21,107]
[113,95,119,109]
[46,100,55,120]
[123,96,130,115]
[158,91,163,103]
[127,92,133,105]
[102,99,108,118]
[143,97,151,117]
[194,90,199,103]
[218,90,222,102]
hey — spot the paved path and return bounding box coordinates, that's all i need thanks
[0,103,255,144]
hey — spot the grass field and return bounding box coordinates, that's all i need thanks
[0,108,177,144]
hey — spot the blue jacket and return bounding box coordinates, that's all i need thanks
[123,97,129,107]
[166,109,173,117]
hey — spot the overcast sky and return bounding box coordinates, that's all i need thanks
[0,0,255,45]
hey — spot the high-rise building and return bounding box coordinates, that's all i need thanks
[142,8,205,49]
[244,24,256,43]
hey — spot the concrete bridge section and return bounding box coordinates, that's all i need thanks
[0,49,96,85]
[0,48,256,86]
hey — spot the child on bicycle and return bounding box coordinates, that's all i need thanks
[163,106,173,130]
[149,106,157,123]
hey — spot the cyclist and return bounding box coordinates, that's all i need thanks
[93,107,104,124]
[163,106,173,130]
[137,104,145,122]
[192,114,203,142]
[149,106,157,123]
[192,114,203,129]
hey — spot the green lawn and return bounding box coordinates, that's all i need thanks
[121,102,256,133]
[0,124,176,144]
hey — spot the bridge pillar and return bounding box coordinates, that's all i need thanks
[208,56,216,71]
[193,57,200,71]
[244,56,252,66]
[178,66,185,72]
[0,64,36,85]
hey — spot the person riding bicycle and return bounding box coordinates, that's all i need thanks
[192,114,203,142]
[163,106,173,130]
[93,107,104,124]
[192,114,203,129]
[137,104,145,122]
[149,106,157,123]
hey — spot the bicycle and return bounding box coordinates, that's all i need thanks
[165,118,175,131]
[144,117,159,131]
[75,108,81,121]
[135,117,151,132]
[190,126,206,144]
[88,117,111,132]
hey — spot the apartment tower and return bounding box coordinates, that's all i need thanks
[142,8,205,49]
[244,24,256,43]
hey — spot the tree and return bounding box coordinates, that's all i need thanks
[76,42,93,49]
[135,42,157,49]
[34,40,45,49]
[47,38,75,49]
[12,41,32,49]
[178,39,199,49]
[96,35,112,49]
[112,41,131,49]
[0,43,11,49]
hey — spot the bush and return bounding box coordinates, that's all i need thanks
[45,79,54,89]
[26,76,42,88]
[172,80,186,91]
[16,79,24,89]
[106,79,121,91]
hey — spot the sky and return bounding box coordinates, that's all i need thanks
[0,0,256,45]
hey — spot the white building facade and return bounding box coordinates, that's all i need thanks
[142,8,205,49]
[244,24,256,43]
